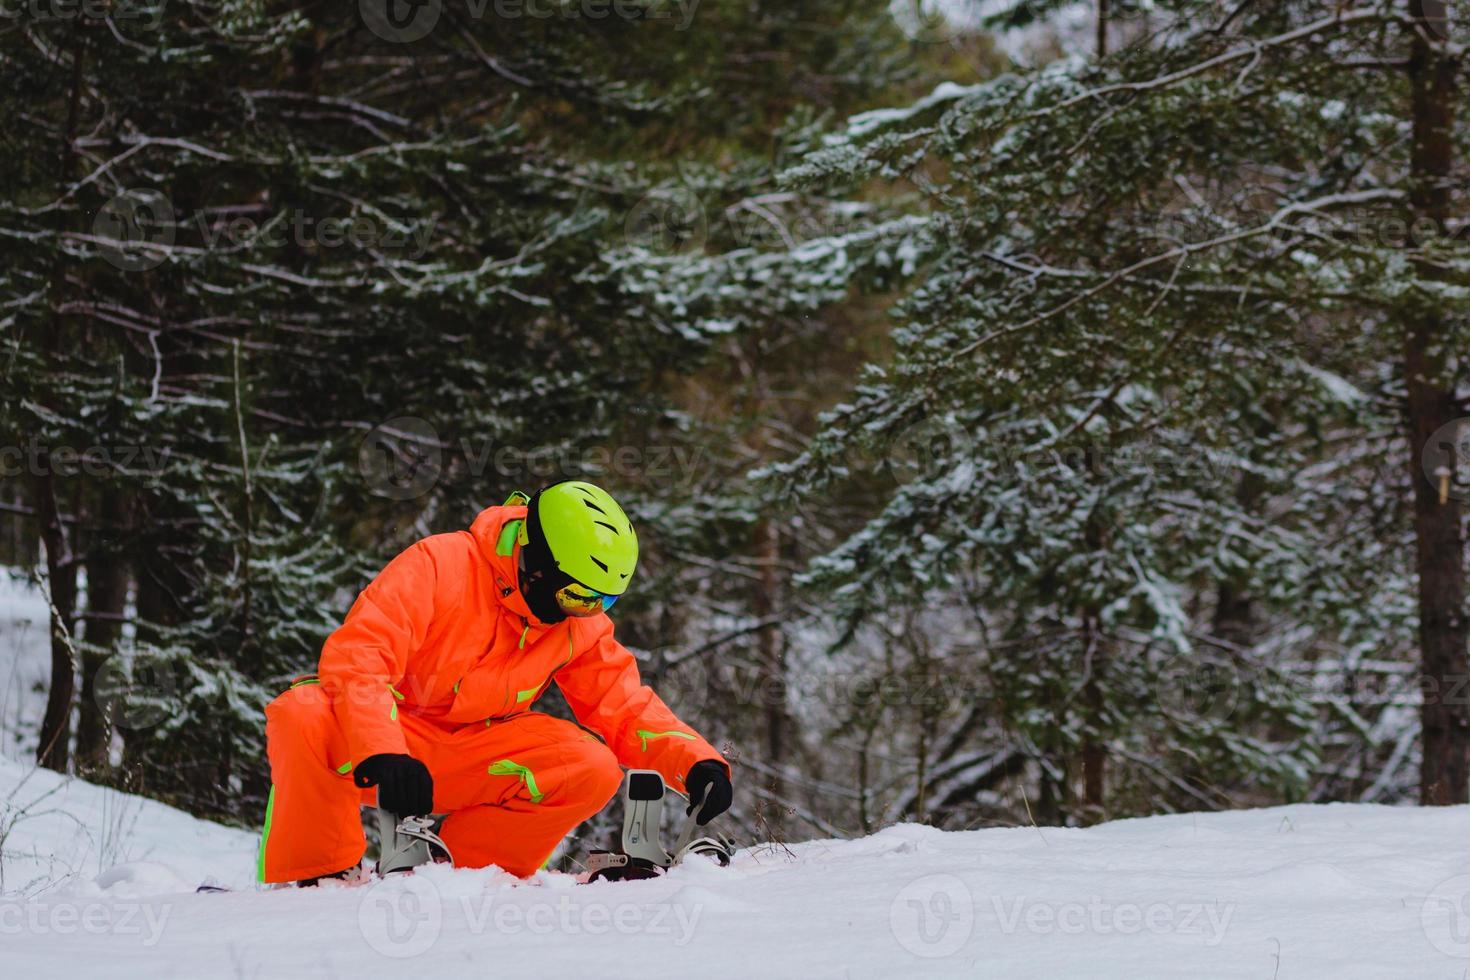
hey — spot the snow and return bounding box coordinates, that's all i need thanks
[829,81,982,144]
[1,572,51,762]
[1297,359,1369,406]
[4,755,1470,976]
[0,755,258,899]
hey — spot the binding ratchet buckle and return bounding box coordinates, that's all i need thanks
[586,769,736,883]
[376,811,454,875]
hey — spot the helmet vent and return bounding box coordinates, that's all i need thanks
[582,498,608,515]
[590,556,609,572]
[592,520,619,534]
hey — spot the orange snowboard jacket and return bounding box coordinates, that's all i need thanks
[316,503,725,795]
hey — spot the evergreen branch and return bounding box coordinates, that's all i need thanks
[1034,8,1388,118]
[954,187,1405,360]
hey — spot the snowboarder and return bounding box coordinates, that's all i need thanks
[256,481,732,884]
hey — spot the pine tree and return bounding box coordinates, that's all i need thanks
[0,0,929,827]
[731,0,1465,820]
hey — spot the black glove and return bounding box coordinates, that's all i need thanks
[685,759,733,824]
[354,753,434,816]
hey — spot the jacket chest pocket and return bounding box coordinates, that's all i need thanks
[440,623,576,725]
[487,627,577,720]
[441,626,517,722]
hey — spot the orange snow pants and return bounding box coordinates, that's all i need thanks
[257,683,624,883]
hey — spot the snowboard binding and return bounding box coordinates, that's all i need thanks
[585,769,736,883]
[375,810,454,875]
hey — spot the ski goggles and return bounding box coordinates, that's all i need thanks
[555,582,620,617]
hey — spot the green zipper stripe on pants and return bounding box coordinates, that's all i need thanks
[255,785,276,883]
[636,729,696,752]
[488,760,544,803]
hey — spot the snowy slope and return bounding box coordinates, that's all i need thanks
[4,755,1470,977]
[0,755,259,899]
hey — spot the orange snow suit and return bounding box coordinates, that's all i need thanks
[257,502,725,883]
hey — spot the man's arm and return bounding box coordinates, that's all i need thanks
[318,540,441,766]
[555,619,727,797]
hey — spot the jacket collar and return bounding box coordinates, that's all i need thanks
[469,505,536,622]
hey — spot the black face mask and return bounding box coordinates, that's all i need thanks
[518,548,567,625]
[517,492,572,625]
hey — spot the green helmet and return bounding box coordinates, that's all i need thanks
[531,480,639,596]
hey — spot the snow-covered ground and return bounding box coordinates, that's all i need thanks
[4,755,1470,977]
[0,755,259,899]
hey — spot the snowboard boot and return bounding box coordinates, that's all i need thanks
[375,810,453,875]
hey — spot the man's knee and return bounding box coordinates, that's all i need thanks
[567,738,622,805]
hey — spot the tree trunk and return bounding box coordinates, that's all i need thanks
[1079,444,1109,823]
[34,478,77,772]
[121,533,187,768]
[1215,442,1266,644]
[34,20,87,774]
[76,486,130,772]
[753,519,787,827]
[1404,6,1467,806]
[1080,610,1107,823]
